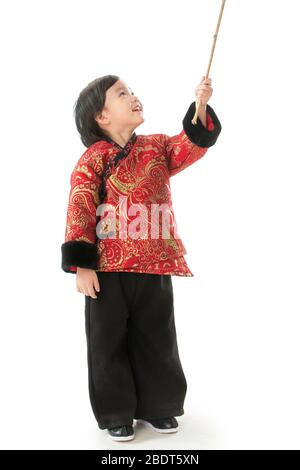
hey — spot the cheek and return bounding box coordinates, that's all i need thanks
[112,104,127,118]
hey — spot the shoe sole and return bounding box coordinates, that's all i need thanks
[107,432,135,441]
[136,419,178,433]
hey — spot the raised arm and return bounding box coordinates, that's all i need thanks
[164,102,222,177]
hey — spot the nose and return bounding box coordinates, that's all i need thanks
[132,98,141,108]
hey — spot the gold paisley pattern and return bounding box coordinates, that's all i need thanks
[64,144,103,243]
[64,113,216,277]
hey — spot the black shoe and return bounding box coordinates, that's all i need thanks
[107,424,135,441]
[137,417,179,433]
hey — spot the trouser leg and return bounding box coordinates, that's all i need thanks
[125,273,188,420]
[84,272,137,430]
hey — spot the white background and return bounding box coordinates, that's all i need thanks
[0,0,299,450]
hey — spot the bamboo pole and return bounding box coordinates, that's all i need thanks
[192,0,227,125]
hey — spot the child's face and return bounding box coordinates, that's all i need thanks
[95,79,144,132]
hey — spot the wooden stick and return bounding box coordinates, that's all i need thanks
[192,0,226,125]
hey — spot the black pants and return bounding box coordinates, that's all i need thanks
[84,271,187,430]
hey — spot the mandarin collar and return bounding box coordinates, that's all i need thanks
[101,131,137,150]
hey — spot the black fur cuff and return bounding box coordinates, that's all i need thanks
[61,240,98,273]
[182,102,222,148]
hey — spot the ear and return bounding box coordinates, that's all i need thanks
[95,110,107,126]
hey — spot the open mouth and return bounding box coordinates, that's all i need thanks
[132,105,143,112]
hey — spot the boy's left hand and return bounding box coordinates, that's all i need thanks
[194,76,213,106]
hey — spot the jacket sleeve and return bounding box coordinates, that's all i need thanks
[61,147,103,273]
[164,102,222,177]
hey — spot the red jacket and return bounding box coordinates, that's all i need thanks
[61,101,222,276]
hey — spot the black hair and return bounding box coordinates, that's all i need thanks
[73,74,120,148]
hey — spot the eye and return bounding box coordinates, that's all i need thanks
[119,90,135,97]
